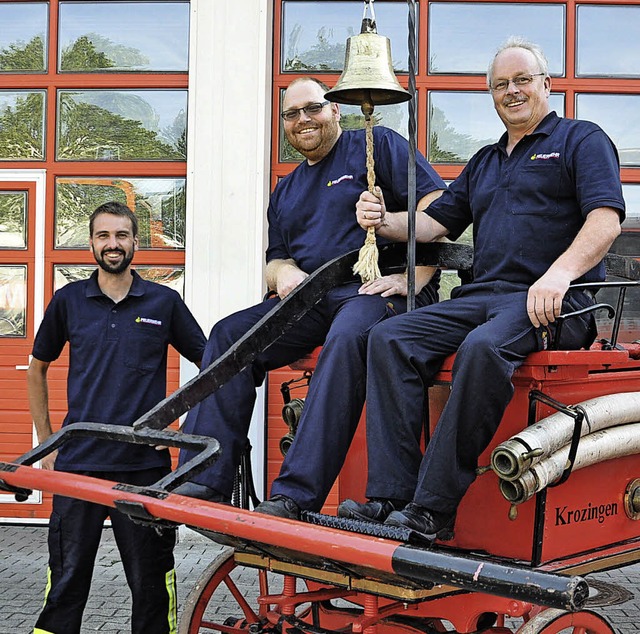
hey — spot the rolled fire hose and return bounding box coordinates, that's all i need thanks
[499,422,640,505]
[491,392,640,481]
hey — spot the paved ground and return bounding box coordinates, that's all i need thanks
[1,523,639,633]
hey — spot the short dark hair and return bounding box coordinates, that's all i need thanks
[89,201,138,238]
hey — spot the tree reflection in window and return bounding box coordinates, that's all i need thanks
[0,2,47,72]
[428,92,564,164]
[57,90,187,161]
[0,192,27,249]
[282,1,409,73]
[428,101,495,164]
[56,177,186,250]
[58,1,189,73]
[285,24,355,72]
[54,264,185,297]
[0,36,45,72]
[0,266,26,337]
[0,91,45,160]
[60,34,149,72]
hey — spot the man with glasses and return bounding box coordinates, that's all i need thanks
[175,77,445,518]
[339,37,625,540]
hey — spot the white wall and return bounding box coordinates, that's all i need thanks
[183,0,274,497]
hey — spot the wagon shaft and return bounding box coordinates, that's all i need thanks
[0,462,588,612]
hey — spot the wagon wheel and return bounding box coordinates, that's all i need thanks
[179,547,330,633]
[179,548,263,633]
[178,547,438,634]
[516,608,615,634]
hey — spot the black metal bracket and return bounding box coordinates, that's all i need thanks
[556,280,639,350]
[280,370,312,405]
[0,463,32,501]
[8,423,221,500]
[527,390,586,486]
[551,303,614,350]
[113,495,178,529]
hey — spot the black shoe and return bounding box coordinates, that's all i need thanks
[384,503,455,542]
[254,495,300,520]
[172,482,230,503]
[337,498,407,523]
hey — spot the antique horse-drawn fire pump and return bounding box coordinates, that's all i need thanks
[1,242,639,633]
[2,2,640,630]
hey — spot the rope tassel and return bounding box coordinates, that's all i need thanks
[353,226,381,283]
[353,105,381,283]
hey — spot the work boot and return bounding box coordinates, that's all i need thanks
[172,481,230,503]
[337,498,407,523]
[384,503,455,542]
[254,495,300,520]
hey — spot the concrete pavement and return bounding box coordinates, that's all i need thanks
[1,523,639,632]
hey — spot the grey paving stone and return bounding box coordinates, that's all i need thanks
[1,524,639,632]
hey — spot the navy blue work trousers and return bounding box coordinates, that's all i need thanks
[35,467,177,634]
[178,282,431,511]
[364,283,597,515]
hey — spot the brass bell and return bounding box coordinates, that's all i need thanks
[325,13,410,107]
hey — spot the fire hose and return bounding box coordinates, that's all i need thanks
[491,392,640,481]
[498,422,640,505]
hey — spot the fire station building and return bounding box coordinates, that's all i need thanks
[0,0,638,521]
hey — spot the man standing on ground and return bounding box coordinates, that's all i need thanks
[28,202,206,634]
[176,77,446,519]
[339,37,624,541]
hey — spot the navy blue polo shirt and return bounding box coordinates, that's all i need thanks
[426,112,625,288]
[267,126,446,275]
[32,270,206,472]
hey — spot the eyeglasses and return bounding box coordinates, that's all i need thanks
[281,100,330,122]
[490,73,546,93]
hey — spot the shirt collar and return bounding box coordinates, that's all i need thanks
[86,268,145,299]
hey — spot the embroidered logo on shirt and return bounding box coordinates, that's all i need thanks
[530,152,560,161]
[135,316,162,326]
[327,174,354,187]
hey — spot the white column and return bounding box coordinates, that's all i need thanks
[182,0,274,497]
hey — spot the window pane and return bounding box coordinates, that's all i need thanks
[0,3,47,72]
[57,90,187,161]
[54,264,185,297]
[0,91,45,160]
[55,177,186,249]
[0,192,27,249]
[575,94,640,167]
[577,5,640,78]
[59,1,189,72]
[0,265,26,337]
[279,88,411,162]
[428,3,564,75]
[134,266,185,296]
[428,91,564,163]
[282,1,411,73]
[622,184,640,230]
[54,265,95,290]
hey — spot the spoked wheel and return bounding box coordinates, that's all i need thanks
[516,609,615,634]
[179,548,437,634]
[179,548,263,633]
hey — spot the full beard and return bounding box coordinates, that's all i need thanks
[288,120,341,162]
[94,248,134,275]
